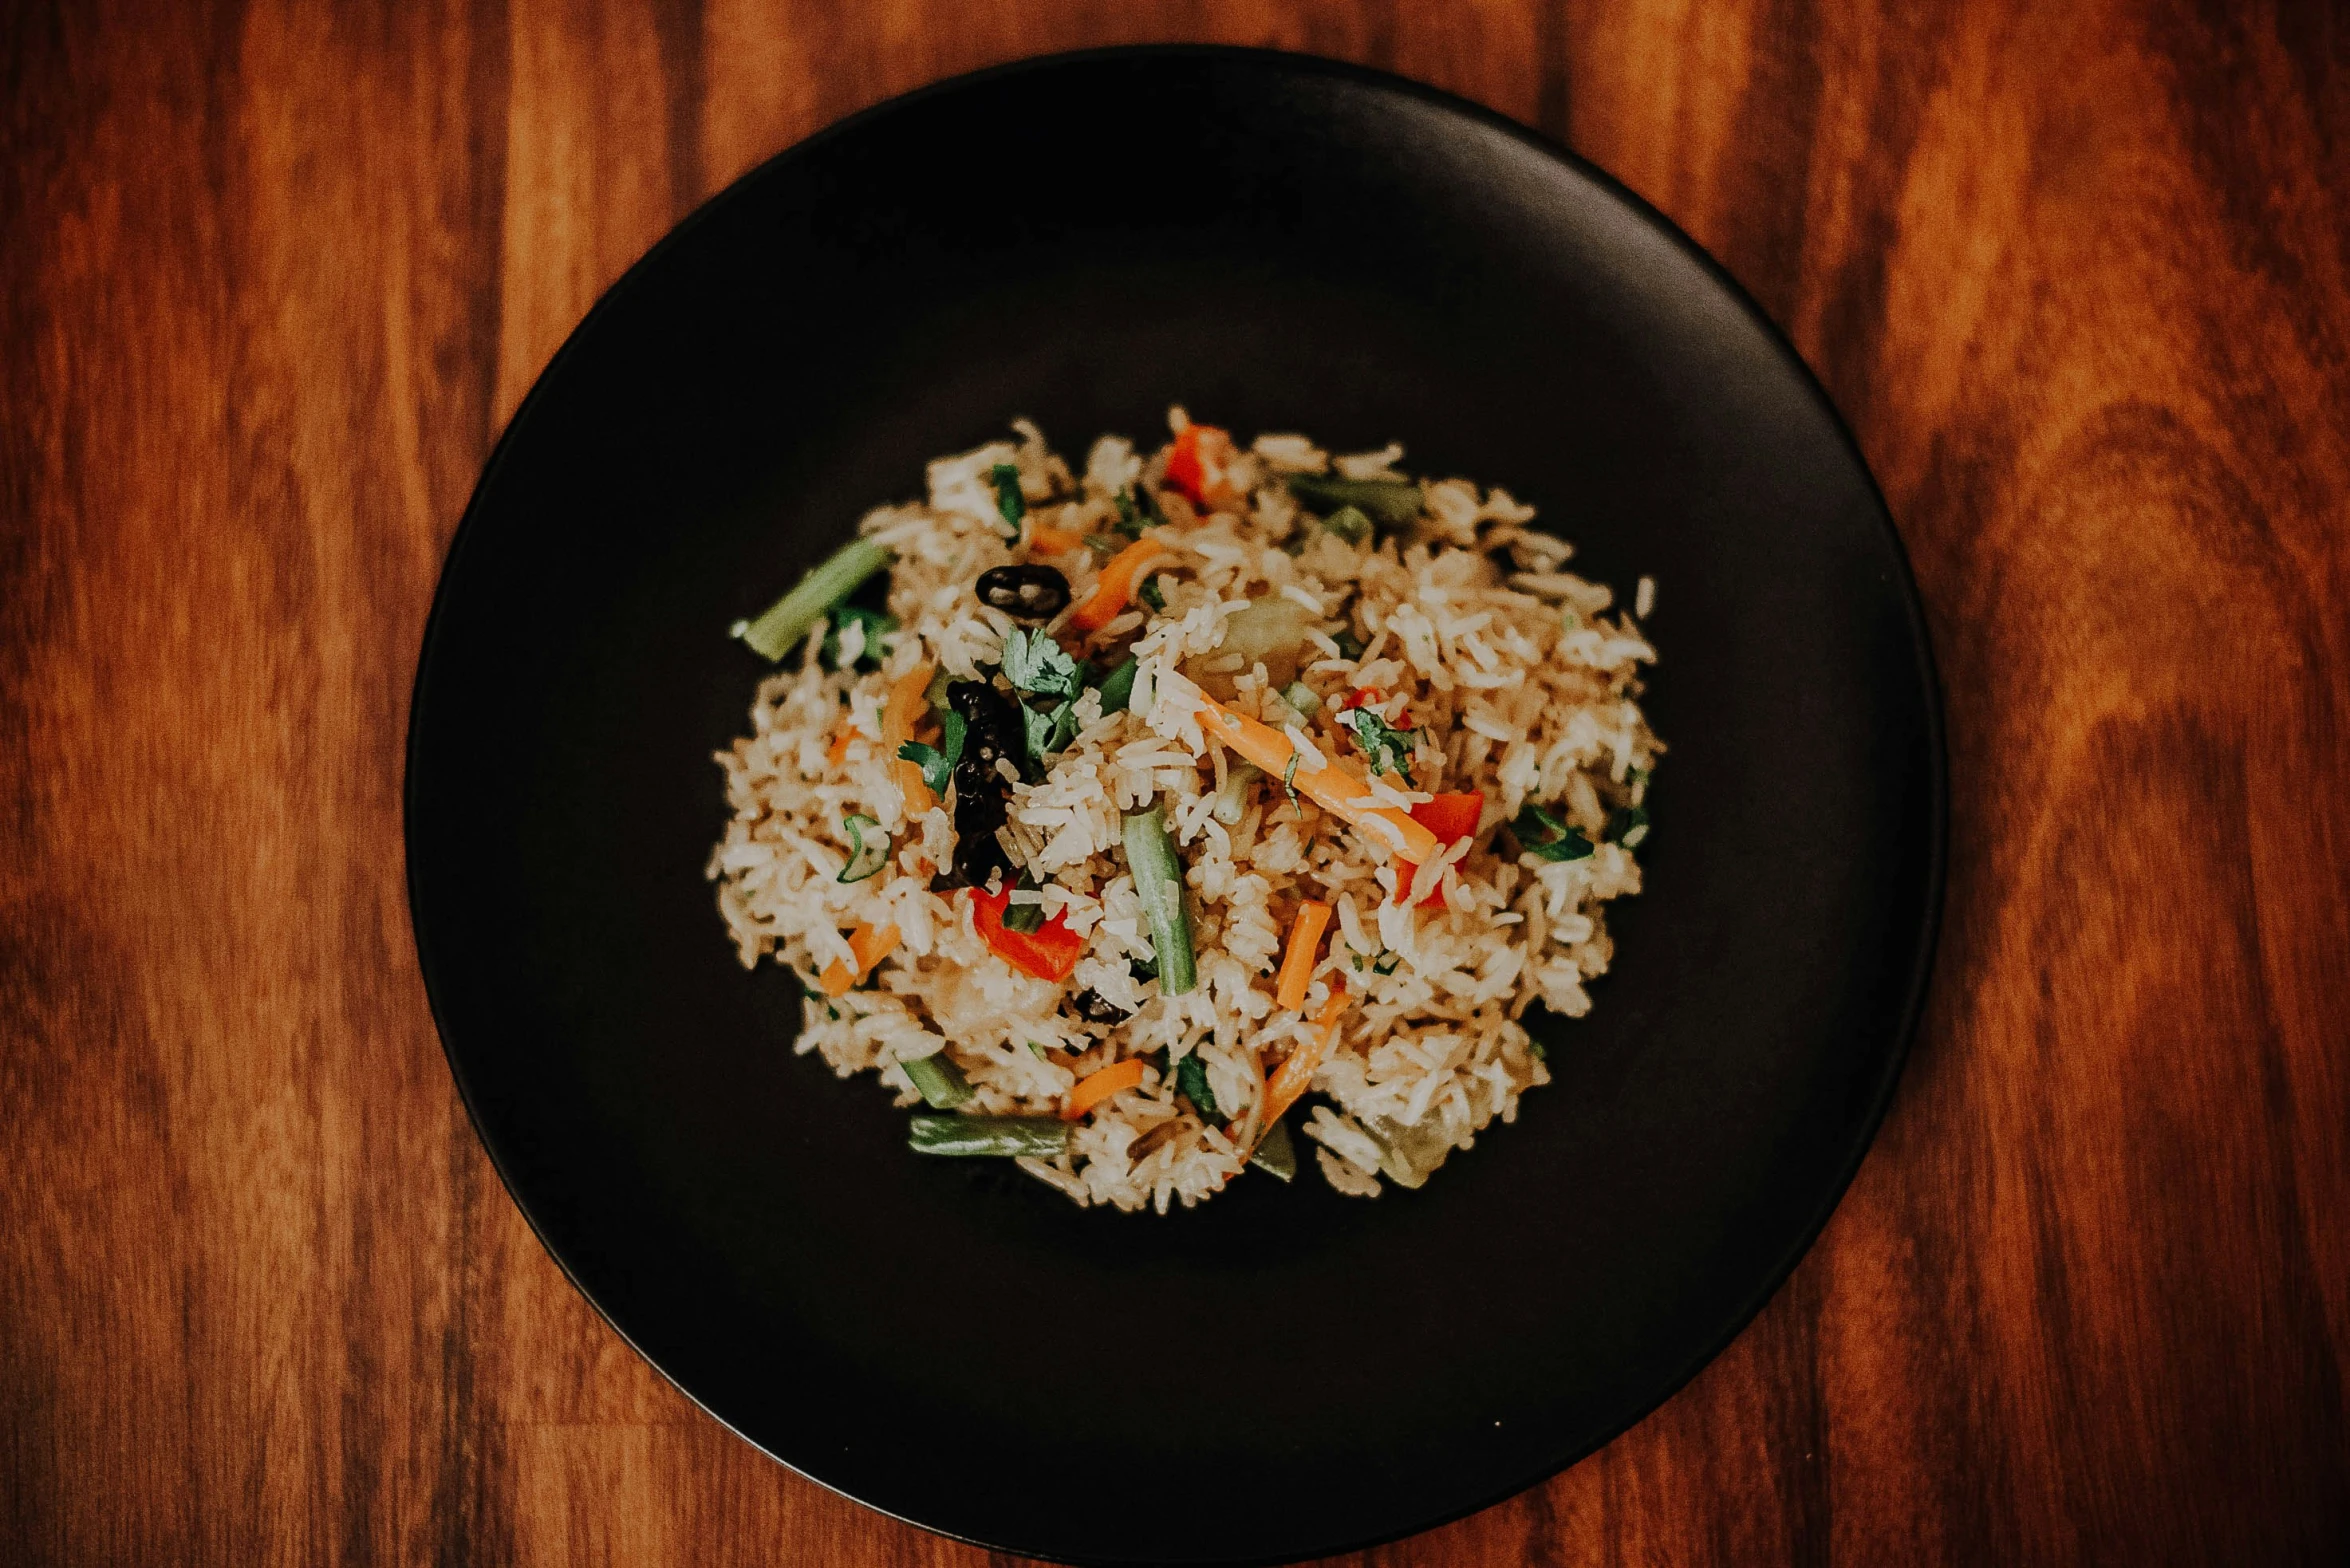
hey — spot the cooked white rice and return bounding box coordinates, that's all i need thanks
[709,411,1660,1212]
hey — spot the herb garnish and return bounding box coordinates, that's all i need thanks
[818,605,895,671]
[1512,802,1594,862]
[897,708,968,796]
[988,463,1026,537]
[1339,705,1416,783]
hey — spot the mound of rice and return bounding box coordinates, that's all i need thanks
[709,411,1659,1211]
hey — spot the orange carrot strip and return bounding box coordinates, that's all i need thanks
[1193,698,1441,864]
[1027,522,1085,554]
[826,725,859,768]
[819,920,900,997]
[1274,900,1334,1011]
[1070,537,1175,633]
[1261,983,1351,1129]
[1064,1056,1147,1120]
[882,663,938,814]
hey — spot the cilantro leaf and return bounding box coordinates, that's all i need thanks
[1512,801,1594,863]
[897,709,967,796]
[1174,1049,1220,1121]
[1114,484,1164,539]
[989,463,1025,537]
[1000,626,1082,701]
[818,605,895,671]
[1339,705,1417,784]
[1020,697,1081,770]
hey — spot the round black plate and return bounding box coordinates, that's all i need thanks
[406,47,1942,1567]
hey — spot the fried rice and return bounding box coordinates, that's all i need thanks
[708,411,1659,1212]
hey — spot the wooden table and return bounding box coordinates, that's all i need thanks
[6,3,2345,1563]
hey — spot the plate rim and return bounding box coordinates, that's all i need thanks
[403,42,1949,1567]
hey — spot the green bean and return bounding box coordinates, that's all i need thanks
[737,537,893,660]
[907,1114,1070,1158]
[901,1053,973,1111]
[1121,804,1197,995]
[1284,474,1425,532]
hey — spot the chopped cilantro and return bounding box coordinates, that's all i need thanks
[897,709,967,796]
[988,463,1025,537]
[818,605,895,671]
[1000,626,1082,701]
[1095,655,1139,715]
[1174,1050,1220,1121]
[1339,705,1416,783]
[1512,801,1594,863]
[1114,484,1165,539]
[1020,697,1081,768]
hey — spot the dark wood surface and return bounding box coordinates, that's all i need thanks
[5,3,2345,1563]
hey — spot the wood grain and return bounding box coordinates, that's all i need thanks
[4,1,2345,1563]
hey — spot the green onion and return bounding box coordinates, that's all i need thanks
[1121,804,1197,996]
[1211,762,1260,826]
[901,1052,974,1110]
[908,1114,1069,1158]
[1332,628,1366,661]
[1001,892,1047,934]
[1372,952,1401,976]
[1285,474,1425,531]
[989,463,1025,537]
[737,537,894,661]
[1138,575,1166,612]
[836,814,890,883]
[1174,1049,1220,1120]
[1249,1116,1297,1181]
[1096,655,1139,715]
[1605,803,1651,848]
[1320,504,1373,545]
[1280,680,1320,721]
[1281,752,1301,805]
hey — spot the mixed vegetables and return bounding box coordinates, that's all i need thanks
[732,421,1647,1181]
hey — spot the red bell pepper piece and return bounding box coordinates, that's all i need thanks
[968,883,1087,982]
[1163,423,1237,508]
[1395,791,1483,907]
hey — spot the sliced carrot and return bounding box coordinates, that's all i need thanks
[1070,536,1176,634]
[819,920,900,997]
[1193,697,1441,864]
[1027,522,1085,554]
[826,724,860,768]
[882,662,938,814]
[1064,1056,1147,1120]
[1274,900,1334,1011]
[1261,982,1351,1129]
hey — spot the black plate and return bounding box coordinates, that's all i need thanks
[406,47,1943,1567]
